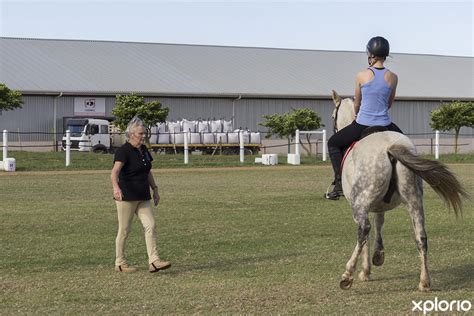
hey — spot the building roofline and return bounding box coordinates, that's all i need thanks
[18,90,474,102]
[2,36,473,59]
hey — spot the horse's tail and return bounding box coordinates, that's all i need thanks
[388,144,468,216]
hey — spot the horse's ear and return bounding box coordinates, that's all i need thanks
[331,90,341,107]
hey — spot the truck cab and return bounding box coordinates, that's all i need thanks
[62,118,111,152]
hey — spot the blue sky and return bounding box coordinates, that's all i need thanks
[1,0,473,57]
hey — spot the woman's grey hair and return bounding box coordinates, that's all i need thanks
[125,116,145,140]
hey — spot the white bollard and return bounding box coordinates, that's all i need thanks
[322,129,327,161]
[295,129,300,156]
[3,130,7,161]
[66,130,71,166]
[184,131,189,164]
[435,130,439,160]
[239,130,244,163]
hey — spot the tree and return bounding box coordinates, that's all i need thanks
[259,107,323,155]
[430,101,474,154]
[0,83,23,114]
[112,94,169,141]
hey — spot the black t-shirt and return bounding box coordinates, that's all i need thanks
[114,142,154,201]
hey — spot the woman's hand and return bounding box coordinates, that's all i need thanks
[152,188,160,206]
[113,187,123,201]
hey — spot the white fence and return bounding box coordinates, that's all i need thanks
[0,129,467,168]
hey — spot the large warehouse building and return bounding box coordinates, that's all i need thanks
[0,37,473,153]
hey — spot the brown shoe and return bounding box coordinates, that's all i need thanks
[115,264,137,273]
[149,260,171,273]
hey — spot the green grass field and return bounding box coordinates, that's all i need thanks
[0,163,473,314]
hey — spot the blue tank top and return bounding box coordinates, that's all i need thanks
[356,67,392,126]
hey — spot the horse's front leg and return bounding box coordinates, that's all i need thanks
[358,237,371,281]
[340,209,371,289]
[372,212,385,266]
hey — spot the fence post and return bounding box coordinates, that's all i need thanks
[2,130,7,161]
[295,129,300,156]
[66,130,71,166]
[322,129,327,161]
[184,131,189,164]
[239,130,244,163]
[435,130,439,160]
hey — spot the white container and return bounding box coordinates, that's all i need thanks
[172,133,184,144]
[149,126,158,144]
[4,157,16,172]
[222,120,233,132]
[227,132,239,144]
[182,119,196,133]
[241,131,250,144]
[250,132,261,144]
[215,132,227,144]
[197,121,209,133]
[210,120,222,133]
[202,133,215,144]
[287,153,300,165]
[262,154,278,165]
[157,133,170,144]
[190,133,201,144]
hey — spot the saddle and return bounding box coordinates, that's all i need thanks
[341,126,397,204]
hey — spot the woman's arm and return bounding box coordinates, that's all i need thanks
[354,73,363,115]
[387,72,398,109]
[111,161,124,201]
[148,172,160,206]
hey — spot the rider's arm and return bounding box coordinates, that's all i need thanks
[354,73,363,115]
[387,73,398,109]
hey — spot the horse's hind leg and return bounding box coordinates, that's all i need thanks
[399,172,431,291]
[409,200,431,292]
[372,212,385,266]
[340,207,371,289]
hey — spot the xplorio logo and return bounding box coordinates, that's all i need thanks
[412,297,472,314]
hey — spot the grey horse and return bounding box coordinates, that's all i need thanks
[331,90,467,292]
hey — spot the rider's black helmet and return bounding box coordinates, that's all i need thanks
[366,36,390,57]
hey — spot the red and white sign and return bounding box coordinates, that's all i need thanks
[74,97,106,116]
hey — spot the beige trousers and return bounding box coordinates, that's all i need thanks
[115,200,160,266]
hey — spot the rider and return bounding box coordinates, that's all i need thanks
[325,36,403,200]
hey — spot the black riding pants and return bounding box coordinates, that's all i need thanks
[327,121,403,181]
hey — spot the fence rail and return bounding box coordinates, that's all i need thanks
[1,129,473,168]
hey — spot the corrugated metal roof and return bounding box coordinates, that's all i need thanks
[0,37,473,100]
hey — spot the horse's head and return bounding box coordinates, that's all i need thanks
[331,90,356,132]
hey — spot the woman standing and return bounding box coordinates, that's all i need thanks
[111,116,171,272]
[325,36,403,200]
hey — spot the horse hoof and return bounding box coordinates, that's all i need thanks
[340,278,353,290]
[418,282,431,292]
[372,250,385,266]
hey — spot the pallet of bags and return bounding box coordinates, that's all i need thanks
[168,121,183,144]
[157,122,170,144]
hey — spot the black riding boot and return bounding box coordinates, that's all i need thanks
[325,146,344,200]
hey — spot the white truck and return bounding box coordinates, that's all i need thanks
[62,118,117,153]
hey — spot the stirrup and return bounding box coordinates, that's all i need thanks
[324,183,343,200]
[324,190,343,200]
